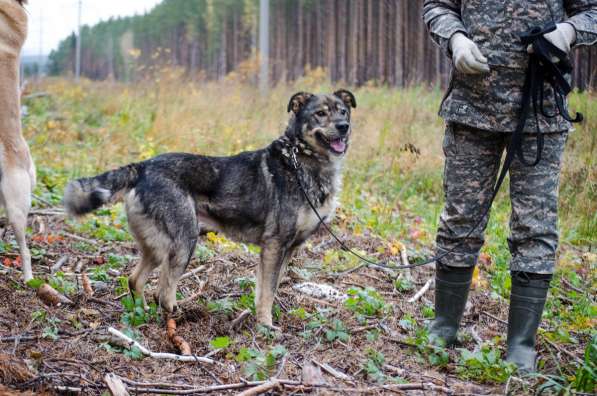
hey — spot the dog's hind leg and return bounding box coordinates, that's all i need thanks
[158,238,196,313]
[126,190,168,307]
[128,245,162,308]
[2,169,32,281]
[255,239,289,327]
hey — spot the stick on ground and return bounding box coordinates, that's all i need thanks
[236,379,280,396]
[407,278,433,303]
[107,327,213,364]
[104,373,130,396]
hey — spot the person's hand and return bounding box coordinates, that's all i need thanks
[527,23,576,55]
[449,32,490,74]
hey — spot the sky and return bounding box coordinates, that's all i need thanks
[22,0,163,56]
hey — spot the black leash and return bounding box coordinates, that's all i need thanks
[293,22,583,272]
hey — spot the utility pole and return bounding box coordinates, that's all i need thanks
[75,0,82,81]
[258,0,269,93]
[38,6,43,77]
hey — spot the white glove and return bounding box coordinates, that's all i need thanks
[527,22,577,54]
[449,32,490,74]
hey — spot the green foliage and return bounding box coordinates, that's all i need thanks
[71,206,131,242]
[344,287,389,318]
[115,276,130,295]
[195,244,215,262]
[325,319,350,343]
[393,276,414,292]
[363,348,386,383]
[362,348,404,384]
[49,272,77,296]
[120,295,158,327]
[89,255,129,282]
[207,297,235,315]
[456,344,516,384]
[102,328,144,360]
[421,305,435,319]
[26,278,44,289]
[572,334,597,392]
[210,336,231,350]
[408,327,449,368]
[236,345,287,381]
[41,317,61,341]
[32,310,61,341]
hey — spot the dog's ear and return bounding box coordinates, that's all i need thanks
[334,89,357,109]
[287,92,313,114]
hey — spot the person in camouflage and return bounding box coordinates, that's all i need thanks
[422,0,597,372]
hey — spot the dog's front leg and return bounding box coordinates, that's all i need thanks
[255,239,288,328]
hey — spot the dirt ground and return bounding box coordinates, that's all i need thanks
[0,207,584,395]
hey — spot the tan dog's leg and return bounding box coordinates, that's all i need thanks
[0,0,32,282]
[255,240,289,327]
[128,250,161,308]
[158,248,194,313]
[2,168,32,281]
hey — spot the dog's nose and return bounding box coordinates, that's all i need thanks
[336,122,349,135]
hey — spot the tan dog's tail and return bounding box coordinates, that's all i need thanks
[63,163,141,216]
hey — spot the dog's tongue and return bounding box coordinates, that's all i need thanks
[330,139,346,153]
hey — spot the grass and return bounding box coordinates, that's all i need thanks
[13,72,596,392]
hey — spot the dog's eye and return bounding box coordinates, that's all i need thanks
[339,109,347,115]
[316,110,327,117]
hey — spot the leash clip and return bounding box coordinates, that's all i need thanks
[290,147,300,170]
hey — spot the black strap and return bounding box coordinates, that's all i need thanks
[294,22,583,273]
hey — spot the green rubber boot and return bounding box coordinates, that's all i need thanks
[506,272,551,374]
[428,264,474,346]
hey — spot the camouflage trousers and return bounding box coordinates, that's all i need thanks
[435,123,568,274]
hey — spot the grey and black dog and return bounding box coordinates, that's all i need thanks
[63,90,356,327]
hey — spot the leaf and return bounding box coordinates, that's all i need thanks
[236,347,253,362]
[26,278,44,289]
[210,336,230,350]
[270,345,287,357]
[123,345,144,360]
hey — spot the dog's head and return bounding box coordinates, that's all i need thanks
[286,90,356,160]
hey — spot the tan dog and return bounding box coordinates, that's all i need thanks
[0,0,35,281]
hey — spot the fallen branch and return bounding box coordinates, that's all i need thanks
[37,283,73,306]
[104,373,130,396]
[29,209,64,216]
[230,309,251,331]
[301,360,325,385]
[542,336,583,365]
[311,359,353,382]
[237,379,280,396]
[179,265,206,281]
[480,310,507,325]
[50,255,69,274]
[75,260,86,273]
[407,278,433,303]
[61,231,97,245]
[125,381,294,395]
[123,378,453,395]
[31,193,54,207]
[107,327,213,364]
[166,319,191,355]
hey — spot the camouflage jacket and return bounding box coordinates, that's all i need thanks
[423,0,597,132]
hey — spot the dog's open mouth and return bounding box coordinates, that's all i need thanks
[316,132,347,155]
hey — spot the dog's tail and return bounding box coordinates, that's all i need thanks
[63,163,141,216]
